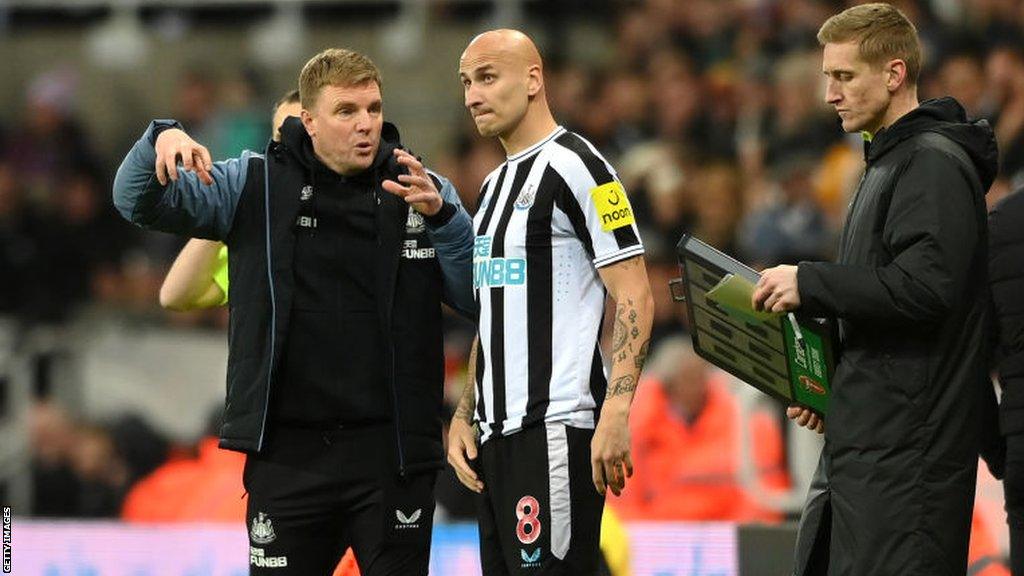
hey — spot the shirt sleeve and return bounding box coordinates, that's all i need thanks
[553,143,645,268]
[213,245,229,305]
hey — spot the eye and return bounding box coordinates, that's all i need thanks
[483,74,495,83]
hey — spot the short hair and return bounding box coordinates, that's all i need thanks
[817,3,923,86]
[272,88,300,114]
[298,48,382,110]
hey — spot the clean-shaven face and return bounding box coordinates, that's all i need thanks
[302,82,383,175]
[822,41,893,134]
[459,43,530,139]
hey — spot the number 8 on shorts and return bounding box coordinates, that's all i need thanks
[515,496,541,545]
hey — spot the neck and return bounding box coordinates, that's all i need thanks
[500,104,558,156]
[870,88,919,136]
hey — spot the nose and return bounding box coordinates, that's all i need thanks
[825,78,842,105]
[465,83,482,110]
[355,110,372,133]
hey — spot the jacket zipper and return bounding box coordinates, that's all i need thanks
[376,187,407,475]
[257,153,276,451]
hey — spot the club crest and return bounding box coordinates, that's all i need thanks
[514,184,536,210]
[406,209,426,234]
[250,512,276,544]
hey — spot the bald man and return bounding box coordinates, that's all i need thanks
[447,30,653,575]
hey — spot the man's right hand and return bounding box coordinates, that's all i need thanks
[787,405,824,434]
[447,417,483,493]
[154,128,213,186]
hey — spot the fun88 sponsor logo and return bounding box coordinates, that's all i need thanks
[474,236,526,289]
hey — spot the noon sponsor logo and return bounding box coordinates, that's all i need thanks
[590,181,635,232]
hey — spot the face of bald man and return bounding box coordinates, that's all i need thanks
[459,35,536,139]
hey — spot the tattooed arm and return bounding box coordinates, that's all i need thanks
[448,336,483,492]
[590,255,654,496]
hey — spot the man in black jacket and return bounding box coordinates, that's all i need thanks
[752,4,997,575]
[992,188,1024,572]
[113,49,475,575]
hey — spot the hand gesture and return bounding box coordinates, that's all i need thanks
[447,417,483,493]
[381,149,443,216]
[154,128,213,186]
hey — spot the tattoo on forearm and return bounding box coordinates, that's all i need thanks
[607,374,637,397]
[455,382,476,423]
[634,338,650,371]
[455,338,479,423]
[612,314,628,353]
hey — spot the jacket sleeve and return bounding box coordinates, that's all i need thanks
[112,120,250,240]
[424,171,477,319]
[797,147,980,326]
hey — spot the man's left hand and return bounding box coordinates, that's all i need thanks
[382,149,443,216]
[590,410,633,497]
[752,264,801,313]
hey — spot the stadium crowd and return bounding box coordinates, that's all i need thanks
[1,4,1020,560]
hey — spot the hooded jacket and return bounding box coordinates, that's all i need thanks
[113,118,475,474]
[792,97,997,576]
[990,188,1024,433]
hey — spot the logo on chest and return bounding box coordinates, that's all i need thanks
[406,209,426,234]
[514,184,536,210]
[474,235,527,288]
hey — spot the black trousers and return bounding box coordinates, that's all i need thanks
[1006,432,1024,575]
[243,424,437,575]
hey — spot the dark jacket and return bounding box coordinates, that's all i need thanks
[113,119,475,475]
[991,189,1024,434]
[793,98,997,576]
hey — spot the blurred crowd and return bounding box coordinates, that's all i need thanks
[4,0,1023,532]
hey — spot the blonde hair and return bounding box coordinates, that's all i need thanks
[298,48,382,110]
[817,3,922,85]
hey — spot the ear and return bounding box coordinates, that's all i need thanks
[301,108,315,138]
[886,59,908,92]
[526,64,543,98]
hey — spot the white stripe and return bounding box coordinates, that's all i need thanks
[593,244,646,268]
[474,130,643,440]
[545,422,571,560]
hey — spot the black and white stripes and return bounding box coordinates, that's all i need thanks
[473,126,644,443]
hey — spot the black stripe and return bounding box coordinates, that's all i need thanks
[488,156,537,437]
[473,175,491,216]
[477,165,507,233]
[552,171,595,259]
[589,341,607,419]
[555,131,613,184]
[555,131,641,251]
[476,336,487,423]
[475,166,506,425]
[612,220,641,250]
[525,167,557,425]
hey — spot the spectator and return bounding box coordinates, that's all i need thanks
[609,337,788,522]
